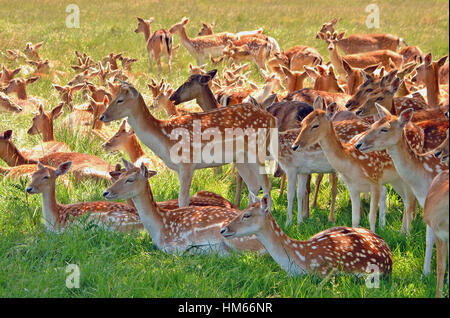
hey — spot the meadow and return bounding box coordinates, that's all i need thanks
[0,0,448,297]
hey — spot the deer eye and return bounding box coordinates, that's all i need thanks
[366,88,373,93]
[42,176,49,180]
[242,213,251,220]
[312,124,319,129]
[125,178,135,183]
[376,97,384,101]
[380,128,388,133]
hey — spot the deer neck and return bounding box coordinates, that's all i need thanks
[196,86,220,111]
[257,213,308,275]
[178,27,195,52]
[16,84,28,100]
[317,121,351,173]
[386,130,435,206]
[131,183,164,248]
[329,50,345,77]
[41,183,61,231]
[41,120,55,142]
[125,95,170,161]
[143,24,152,44]
[0,142,37,166]
[426,66,441,107]
[125,135,146,163]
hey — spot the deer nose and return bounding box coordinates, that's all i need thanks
[99,115,105,122]
[355,142,362,150]
[291,144,299,151]
[355,109,362,116]
[26,187,33,193]
[434,150,442,158]
[220,227,228,235]
[102,190,110,198]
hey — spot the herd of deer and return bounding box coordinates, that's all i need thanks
[0,16,448,297]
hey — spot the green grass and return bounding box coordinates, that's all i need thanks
[0,0,448,298]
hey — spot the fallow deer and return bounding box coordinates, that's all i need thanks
[2,76,41,110]
[103,159,265,255]
[268,45,322,73]
[304,64,344,93]
[100,80,277,208]
[26,161,141,232]
[221,195,393,277]
[422,170,449,298]
[292,97,417,234]
[354,105,448,275]
[52,83,85,110]
[135,17,173,72]
[0,92,22,113]
[24,42,44,61]
[399,46,424,64]
[0,65,21,86]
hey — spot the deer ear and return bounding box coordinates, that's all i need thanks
[424,53,432,66]
[260,194,270,215]
[119,119,128,131]
[38,104,44,115]
[2,130,13,140]
[262,94,277,108]
[51,103,64,120]
[325,102,338,120]
[398,108,414,127]
[342,59,353,75]
[109,170,122,180]
[103,95,109,105]
[182,17,189,25]
[313,95,325,111]
[331,17,338,25]
[248,95,259,107]
[437,55,448,68]
[207,69,218,79]
[390,78,402,94]
[37,161,45,170]
[27,76,40,84]
[304,66,319,79]
[375,103,392,119]
[337,31,345,40]
[318,32,326,40]
[121,158,134,171]
[55,161,72,177]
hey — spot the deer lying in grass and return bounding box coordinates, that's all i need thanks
[268,45,323,73]
[0,65,21,86]
[27,103,71,155]
[103,159,265,254]
[423,170,449,298]
[354,104,448,274]
[26,161,141,232]
[2,76,41,110]
[0,130,114,181]
[103,119,164,170]
[221,195,393,277]
[135,17,173,72]
[319,32,403,80]
[52,83,85,110]
[316,18,407,54]
[72,51,96,72]
[24,42,44,61]
[0,92,22,113]
[100,80,277,208]
[292,97,417,234]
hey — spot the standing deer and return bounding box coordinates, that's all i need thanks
[221,195,393,277]
[100,81,277,208]
[135,17,173,72]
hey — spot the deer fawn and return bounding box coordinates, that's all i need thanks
[100,80,277,208]
[2,76,41,110]
[135,17,173,72]
[0,65,21,86]
[24,42,44,61]
[26,161,141,232]
[354,104,448,275]
[292,97,417,234]
[423,170,449,298]
[221,195,393,277]
[316,18,407,54]
[103,159,265,255]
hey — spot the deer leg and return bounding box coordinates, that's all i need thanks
[302,174,311,219]
[234,172,243,207]
[235,163,260,203]
[311,173,323,208]
[348,186,362,228]
[329,173,338,222]
[378,185,387,229]
[297,174,309,224]
[368,184,380,232]
[391,180,416,235]
[177,167,194,207]
[424,225,435,275]
[279,173,286,196]
[285,170,297,227]
[435,237,448,298]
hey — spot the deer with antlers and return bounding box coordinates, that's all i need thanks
[354,104,448,275]
[135,17,173,72]
[26,161,142,232]
[316,18,407,54]
[103,159,265,254]
[100,80,277,208]
[292,97,417,234]
[221,194,393,277]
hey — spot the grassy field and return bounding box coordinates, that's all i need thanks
[0,0,448,298]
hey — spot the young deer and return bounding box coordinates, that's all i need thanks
[150,83,202,117]
[27,103,71,155]
[52,83,85,110]
[292,97,417,234]
[422,170,449,298]
[169,17,234,65]
[304,64,344,93]
[268,46,322,74]
[316,19,407,54]
[221,195,393,277]
[0,92,22,113]
[279,66,309,94]
[103,159,265,254]
[100,80,277,208]
[2,76,41,110]
[24,42,44,61]
[0,65,21,86]
[26,161,141,232]
[135,17,173,72]
[354,105,448,274]
[0,130,115,181]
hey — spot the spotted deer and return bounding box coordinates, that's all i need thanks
[103,159,265,255]
[135,17,173,72]
[26,161,141,232]
[341,60,381,95]
[0,92,22,113]
[292,97,417,234]
[268,45,322,73]
[27,103,71,155]
[433,129,449,163]
[220,195,393,277]
[422,170,449,298]
[0,130,114,181]
[150,83,202,117]
[354,104,448,275]
[316,19,407,54]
